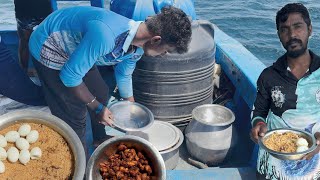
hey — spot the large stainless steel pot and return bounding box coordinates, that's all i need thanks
[0,110,86,179]
[86,135,166,180]
[185,104,236,166]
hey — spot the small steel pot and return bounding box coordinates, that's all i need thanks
[160,128,184,170]
[127,121,184,170]
[0,109,86,179]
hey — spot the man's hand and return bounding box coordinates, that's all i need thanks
[97,107,114,126]
[250,121,267,144]
[302,132,320,160]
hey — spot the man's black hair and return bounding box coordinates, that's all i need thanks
[146,6,192,54]
[276,3,311,30]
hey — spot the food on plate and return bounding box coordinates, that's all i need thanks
[19,149,31,165]
[30,147,42,160]
[296,146,309,153]
[26,130,39,143]
[0,147,7,160]
[7,147,19,163]
[18,124,31,137]
[296,137,308,147]
[263,131,310,153]
[99,143,153,180]
[5,131,20,143]
[15,138,30,150]
[295,137,309,153]
[0,161,4,174]
[0,135,7,147]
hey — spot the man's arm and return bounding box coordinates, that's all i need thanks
[250,71,271,143]
[68,82,114,126]
[114,53,141,100]
[251,71,271,126]
[59,21,116,125]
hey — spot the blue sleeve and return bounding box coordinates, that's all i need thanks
[59,20,115,87]
[114,57,140,98]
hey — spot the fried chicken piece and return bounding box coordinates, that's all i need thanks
[119,166,129,173]
[144,165,152,175]
[118,144,128,151]
[141,173,150,180]
[138,162,145,171]
[129,167,140,177]
[137,152,145,159]
[134,155,140,161]
[116,171,125,179]
[139,159,149,165]
[127,161,138,167]
[136,174,142,180]
[108,169,116,176]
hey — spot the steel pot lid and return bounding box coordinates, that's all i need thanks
[128,121,180,152]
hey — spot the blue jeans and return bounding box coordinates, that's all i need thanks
[0,40,46,106]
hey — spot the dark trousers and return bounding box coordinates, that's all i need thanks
[32,59,109,155]
[256,172,267,180]
[0,40,46,106]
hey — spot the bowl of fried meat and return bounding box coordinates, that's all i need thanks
[86,135,166,180]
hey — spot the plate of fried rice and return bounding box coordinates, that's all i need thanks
[258,128,317,160]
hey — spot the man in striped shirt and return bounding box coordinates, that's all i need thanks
[29,5,192,154]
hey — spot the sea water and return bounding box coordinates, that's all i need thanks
[194,0,320,66]
[0,0,319,66]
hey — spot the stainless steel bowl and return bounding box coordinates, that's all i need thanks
[109,101,154,132]
[0,109,86,179]
[259,128,317,160]
[86,135,166,180]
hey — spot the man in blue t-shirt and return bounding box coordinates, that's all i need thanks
[29,5,192,153]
